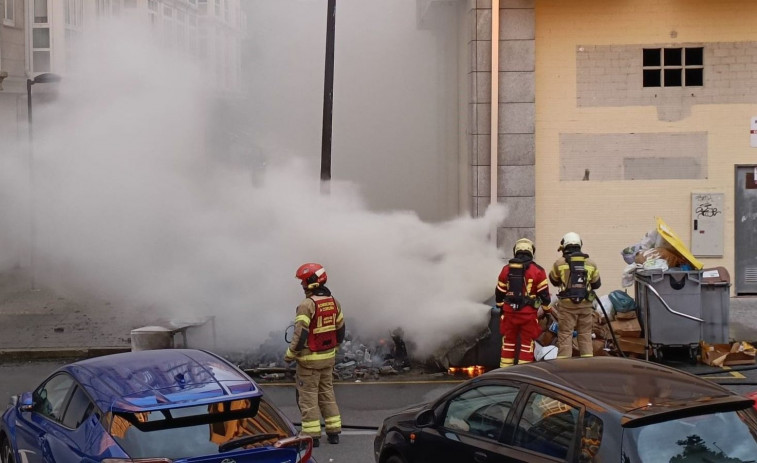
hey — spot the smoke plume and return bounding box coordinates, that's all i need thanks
[0,11,507,359]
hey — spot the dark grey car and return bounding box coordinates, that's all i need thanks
[374,357,757,462]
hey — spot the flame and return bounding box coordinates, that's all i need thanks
[448,365,486,378]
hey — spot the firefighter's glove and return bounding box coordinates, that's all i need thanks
[537,305,551,319]
[284,348,296,363]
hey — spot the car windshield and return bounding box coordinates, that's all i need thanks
[109,397,294,459]
[624,409,757,462]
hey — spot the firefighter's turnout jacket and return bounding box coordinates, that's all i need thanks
[285,287,345,367]
[285,286,345,439]
[548,254,601,309]
[549,252,601,358]
[495,258,550,367]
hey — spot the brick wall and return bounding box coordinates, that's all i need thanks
[536,0,757,294]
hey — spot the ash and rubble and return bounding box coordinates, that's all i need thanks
[228,327,430,382]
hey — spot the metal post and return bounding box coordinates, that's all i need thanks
[320,0,336,194]
[26,79,37,290]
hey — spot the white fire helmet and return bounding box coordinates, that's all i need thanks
[561,232,582,248]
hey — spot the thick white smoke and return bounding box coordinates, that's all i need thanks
[0,13,507,359]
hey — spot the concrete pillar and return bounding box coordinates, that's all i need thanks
[468,0,535,257]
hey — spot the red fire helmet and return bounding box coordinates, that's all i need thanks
[295,263,328,289]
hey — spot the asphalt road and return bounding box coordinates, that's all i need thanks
[2,360,757,462]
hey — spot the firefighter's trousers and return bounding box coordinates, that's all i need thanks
[295,362,342,438]
[500,309,540,367]
[556,304,594,358]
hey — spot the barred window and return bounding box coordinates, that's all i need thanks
[643,47,703,88]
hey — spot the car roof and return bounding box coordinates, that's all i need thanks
[483,357,751,423]
[62,349,261,413]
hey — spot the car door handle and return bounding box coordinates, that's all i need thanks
[473,451,488,463]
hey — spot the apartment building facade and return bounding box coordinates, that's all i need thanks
[0,0,245,141]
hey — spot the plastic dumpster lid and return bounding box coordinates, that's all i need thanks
[655,217,704,270]
[701,266,731,285]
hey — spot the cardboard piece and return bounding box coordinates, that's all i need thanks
[617,337,648,355]
[610,318,642,338]
[615,311,638,320]
[700,341,756,367]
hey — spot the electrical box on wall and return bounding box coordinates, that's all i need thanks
[691,193,724,257]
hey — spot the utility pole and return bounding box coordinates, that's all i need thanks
[26,73,62,290]
[320,0,336,194]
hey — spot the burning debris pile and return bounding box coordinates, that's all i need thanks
[229,327,416,382]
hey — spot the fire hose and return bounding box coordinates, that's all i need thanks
[592,291,627,359]
[292,422,379,431]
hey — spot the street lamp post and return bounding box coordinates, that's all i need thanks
[27,72,62,290]
[320,0,336,194]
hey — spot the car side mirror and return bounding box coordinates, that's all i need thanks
[414,408,436,428]
[18,392,33,412]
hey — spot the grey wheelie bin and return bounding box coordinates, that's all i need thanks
[634,268,704,361]
[701,267,731,344]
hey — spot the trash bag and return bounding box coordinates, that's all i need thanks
[643,258,669,272]
[608,290,636,313]
[621,263,642,288]
[593,294,615,321]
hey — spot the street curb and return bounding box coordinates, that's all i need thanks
[0,347,131,362]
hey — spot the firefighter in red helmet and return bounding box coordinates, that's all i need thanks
[285,263,345,447]
[495,238,551,367]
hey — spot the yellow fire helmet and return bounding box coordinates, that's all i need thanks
[513,238,535,256]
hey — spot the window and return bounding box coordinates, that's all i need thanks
[109,397,292,461]
[163,7,173,47]
[215,0,220,16]
[176,10,186,50]
[627,410,757,462]
[61,386,94,429]
[580,412,603,462]
[513,392,578,459]
[96,0,111,17]
[65,0,83,27]
[33,0,47,23]
[441,385,520,441]
[31,0,51,74]
[643,47,704,88]
[33,374,75,422]
[4,0,14,25]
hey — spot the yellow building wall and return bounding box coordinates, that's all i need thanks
[535,0,757,295]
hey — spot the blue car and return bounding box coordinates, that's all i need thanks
[1,349,314,463]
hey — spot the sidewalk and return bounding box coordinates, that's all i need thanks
[0,269,756,362]
[0,270,149,361]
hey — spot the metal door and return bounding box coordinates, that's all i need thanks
[735,166,757,294]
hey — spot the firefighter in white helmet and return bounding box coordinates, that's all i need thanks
[495,238,551,367]
[549,232,602,358]
[285,263,345,447]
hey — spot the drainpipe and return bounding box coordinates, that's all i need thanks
[490,1,500,237]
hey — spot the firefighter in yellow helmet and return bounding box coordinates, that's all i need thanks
[495,238,551,367]
[549,232,602,358]
[285,263,345,447]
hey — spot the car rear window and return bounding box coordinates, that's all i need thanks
[624,409,757,462]
[109,397,294,459]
